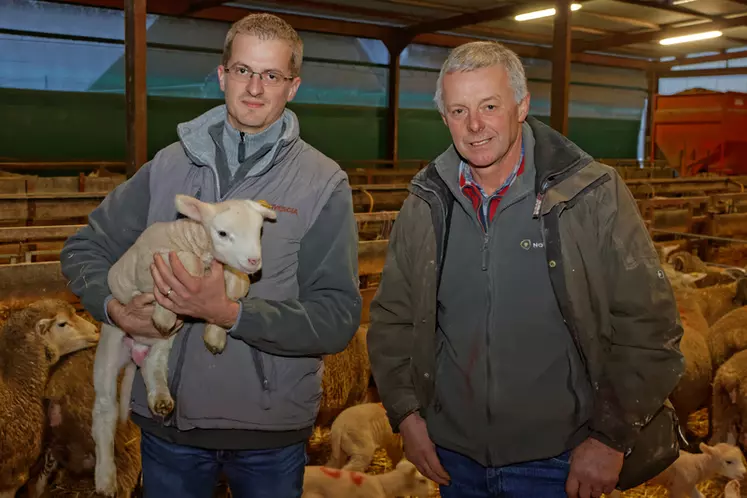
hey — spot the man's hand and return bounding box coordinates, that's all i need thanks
[151,252,240,328]
[107,293,181,339]
[399,412,451,486]
[566,437,624,498]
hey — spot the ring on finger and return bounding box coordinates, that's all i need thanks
[166,288,173,297]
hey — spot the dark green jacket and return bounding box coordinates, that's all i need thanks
[367,117,685,460]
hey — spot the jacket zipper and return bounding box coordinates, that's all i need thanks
[483,228,492,467]
[239,132,246,163]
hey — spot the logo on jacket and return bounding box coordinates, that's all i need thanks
[520,239,544,250]
[271,204,298,215]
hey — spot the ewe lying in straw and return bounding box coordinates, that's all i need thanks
[302,460,432,498]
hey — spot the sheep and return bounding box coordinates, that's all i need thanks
[302,460,432,498]
[0,299,99,498]
[316,325,371,428]
[669,303,713,445]
[707,305,747,374]
[710,349,747,448]
[325,403,402,473]
[92,194,276,496]
[669,251,709,274]
[674,277,747,330]
[29,348,141,497]
[609,442,745,498]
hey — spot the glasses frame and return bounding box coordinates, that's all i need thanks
[223,63,295,87]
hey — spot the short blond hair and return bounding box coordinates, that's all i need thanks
[434,41,527,114]
[222,13,304,77]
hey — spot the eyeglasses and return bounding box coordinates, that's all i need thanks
[224,64,294,87]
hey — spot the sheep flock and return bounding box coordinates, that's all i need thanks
[4,238,747,496]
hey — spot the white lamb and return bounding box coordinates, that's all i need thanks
[609,441,745,498]
[92,194,276,496]
[302,460,432,498]
[326,402,403,472]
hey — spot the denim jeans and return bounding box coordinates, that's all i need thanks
[140,432,307,498]
[436,446,571,498]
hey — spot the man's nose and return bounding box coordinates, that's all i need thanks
[467,114,484,133]
[246,74,264,96]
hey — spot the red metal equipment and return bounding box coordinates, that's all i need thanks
[650,89,747,176]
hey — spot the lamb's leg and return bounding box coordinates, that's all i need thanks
[340,435,377,473]
[203,267,250,355]
[29,448,58,498]
[93,323,130,497]
[688,487,706,498]
[141,335,177,417]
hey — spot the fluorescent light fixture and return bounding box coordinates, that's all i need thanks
[659,30,723,45]
[515,3,581,21]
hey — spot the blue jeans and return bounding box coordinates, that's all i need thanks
[436,446,571,498]
[140,432,307,498]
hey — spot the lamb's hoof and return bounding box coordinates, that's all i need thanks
[150,396,174,417]
[153,321,176,338]
[95,465,118,497]
[204,340,226,355]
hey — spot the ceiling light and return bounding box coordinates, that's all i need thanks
[659,30,723,45]
[514,3,581,21]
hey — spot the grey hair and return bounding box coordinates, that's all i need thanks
[434,41,528,114]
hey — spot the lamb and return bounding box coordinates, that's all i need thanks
[609,442,745,498]
[0,299,99,498]
[92,194,276,496]
[325,403,403,472]
[30,348,141,497]
[302,460,432,498]
[316,325,372,428]
[709,349,747,448]
[707,305,747,374]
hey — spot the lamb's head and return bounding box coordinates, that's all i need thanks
[28,299,99,363]
[699,442,747,481]
[175,194,277,274]
[394,460,433,498]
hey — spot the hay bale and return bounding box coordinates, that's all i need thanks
[315,325,371,427]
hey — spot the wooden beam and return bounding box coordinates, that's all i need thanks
[124,0,147,177]
[184,0,228,15]
[573,15,747,52]
[43,0,653,70]
[385,41,403,161]
[551,0,571,135]
[403,2,536,36]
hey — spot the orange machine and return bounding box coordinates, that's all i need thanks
[650,89,747,176]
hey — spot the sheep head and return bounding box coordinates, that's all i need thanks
[395,460,433,498]
[699,442,747,481]
[32,301,99,365]
[175,194,277,275]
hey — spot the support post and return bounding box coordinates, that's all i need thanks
[646,69,659,164]
[550,0,571,136]
[125,0,148,177]
[386,43,403,163]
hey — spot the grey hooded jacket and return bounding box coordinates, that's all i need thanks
[61,105,362,449]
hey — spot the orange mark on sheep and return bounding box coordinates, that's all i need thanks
[351,472,364,486]
[320,467,342,479]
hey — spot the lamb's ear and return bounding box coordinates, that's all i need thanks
[727,431,737,446]
[175,195,217,222]
[35,317,55,335]
[699,442,714,454]
[247,199,277,221]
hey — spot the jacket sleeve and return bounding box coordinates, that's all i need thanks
[227,178,362,357]
[60,163,152,323]
[591,171,685,453]
[366,195,420,432]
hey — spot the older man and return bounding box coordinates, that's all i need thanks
[61,13,361,498]
[367,40,684,498]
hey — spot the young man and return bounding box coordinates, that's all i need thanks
[366,41,685,498]
[61,13,362,498]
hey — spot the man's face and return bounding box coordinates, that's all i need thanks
[218,33,301,134]
[441,65,529,169]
